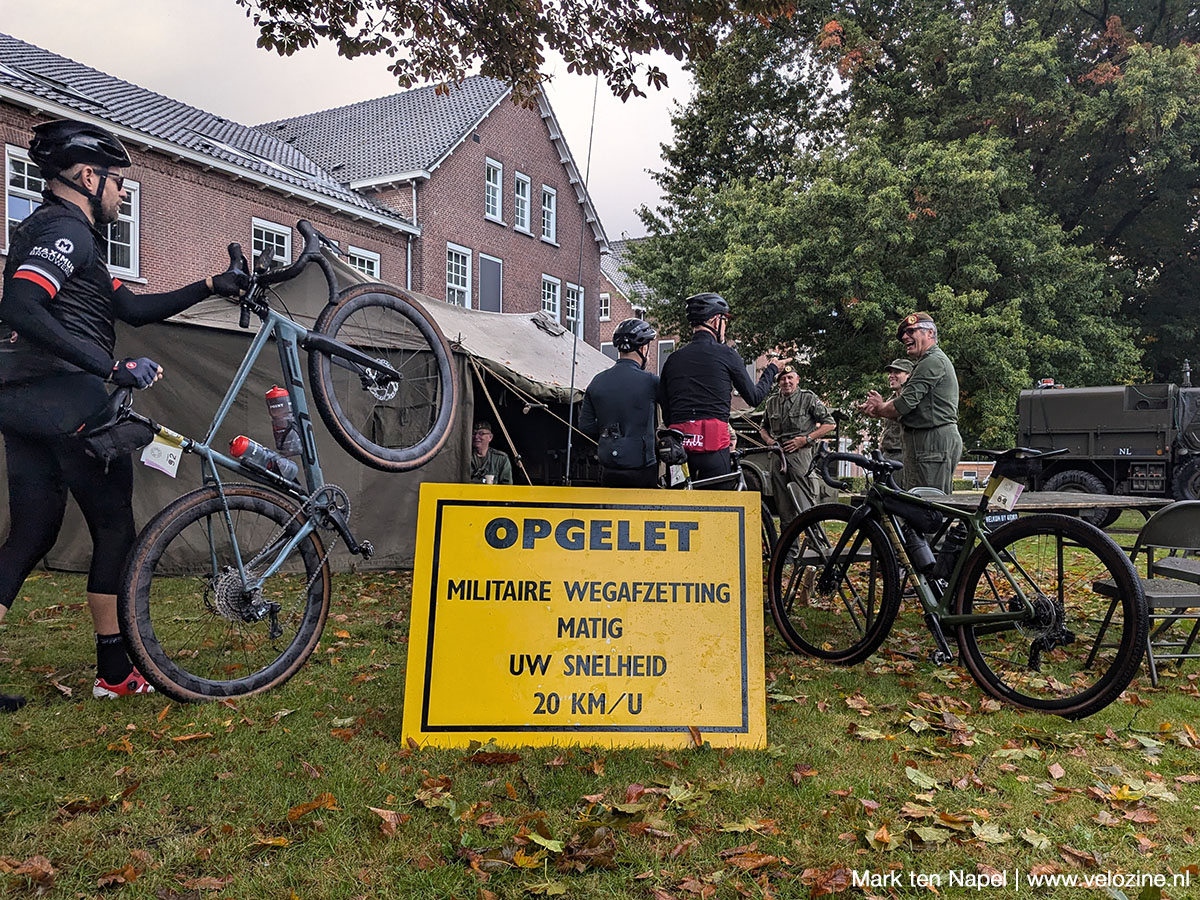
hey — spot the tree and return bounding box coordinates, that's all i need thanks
[235,0,797,101]
[630,135,1142,445]
[633,0,1197,442]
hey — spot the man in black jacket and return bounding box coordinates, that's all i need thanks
[657,293,787,483]
[580,318,659,487]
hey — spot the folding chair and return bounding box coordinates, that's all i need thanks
[1093,500,1200,685]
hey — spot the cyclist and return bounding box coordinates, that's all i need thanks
[580,317,659,488]
[0,118,247,711]
[657,292,787,484]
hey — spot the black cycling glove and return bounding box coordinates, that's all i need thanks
[210,269,249,298]
[110,357,161,389]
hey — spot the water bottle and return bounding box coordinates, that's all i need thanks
[900,522,936,573]
[230,435,299,483]
[932,521,968,581]
[265,385,301,456]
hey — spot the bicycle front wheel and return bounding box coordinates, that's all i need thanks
[119,484,332,702]
[761,502,778,563]
[954,514,1147,719]
[310,283,458,472]
[768,503,901,663]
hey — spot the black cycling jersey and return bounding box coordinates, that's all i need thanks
[580,358,660,471]
[0,195,209,386]
[657,330,777,424]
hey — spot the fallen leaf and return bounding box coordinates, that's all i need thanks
[1048,762,1065,779]
[367,806,411,837]
[171,732,213,742]
[287,792,339,821]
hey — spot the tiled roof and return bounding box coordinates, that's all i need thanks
[602,238,652,301]
[260,77,512,183]
[0,33,413,228]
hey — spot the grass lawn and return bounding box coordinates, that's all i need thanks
[2,562,1199,899]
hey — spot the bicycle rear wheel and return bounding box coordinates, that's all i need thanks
[119,484,332,702]
[768,503,901,663]
[954,514,1147,719]
[309,283,457,472]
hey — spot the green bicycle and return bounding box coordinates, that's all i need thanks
[767,445,1147,719]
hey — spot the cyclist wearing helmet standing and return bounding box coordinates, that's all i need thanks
[0,119,247,712]
[580,318,660,487]
[657,293,788,484]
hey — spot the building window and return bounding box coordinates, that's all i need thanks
[5,146,44,248]
[598,292,611,322]
[252,217,291,268]
[446,242,472,307]
[541,186,557,242]
[102,177,140,277]
[347,246,381,279]
[601,341,618,361]
[541,275,561,320]
[658,339,675,376]
[565,283,584,338]
[485,158,503,222]
[514,172,531,233]
[479,253,503,312]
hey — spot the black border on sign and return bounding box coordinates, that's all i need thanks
[420,498,750,733]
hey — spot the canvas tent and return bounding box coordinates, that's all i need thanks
[0,253,612,572]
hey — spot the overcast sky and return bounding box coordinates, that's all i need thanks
[2,0,692,238]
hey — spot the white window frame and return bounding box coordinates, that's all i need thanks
[104,175,140,278]
[347,245,381,279]
[5,145,44,253]
[485,158,503,223]
[598,291,611,322]
[541,185,557,243]
[252,217,292,268]
[565,282,584,338]
[600,341,618,361]
[541,274,561,320]
[658,339,676,376]
[479,252,503,312]
[446,241,472,308]
[513,172,531,233]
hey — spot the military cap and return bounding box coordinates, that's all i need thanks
[896,311,935,340]
[775,363,799,381]
[884,358,914,374]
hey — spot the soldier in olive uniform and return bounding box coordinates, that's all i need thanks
[880,358,913,463]
[469,421,513,484]
[759,364,837,524]
[862,313,962,494]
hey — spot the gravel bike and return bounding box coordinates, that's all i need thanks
[767,445,1147,718]
[110,220,456,701]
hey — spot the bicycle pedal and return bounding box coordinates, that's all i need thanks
[928,649,956,666]
[357,540,374,560]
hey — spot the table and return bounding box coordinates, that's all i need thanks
[936,490,1173,517]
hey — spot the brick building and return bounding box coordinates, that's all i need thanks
[0,32,610,343]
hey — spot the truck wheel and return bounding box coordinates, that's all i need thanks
[1043,469,1120,528]
[1172,459,1200,500]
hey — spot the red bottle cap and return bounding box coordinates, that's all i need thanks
[229,435,250,458]
[266,385,288,399]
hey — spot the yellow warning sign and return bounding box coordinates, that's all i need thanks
[402,484,766,748]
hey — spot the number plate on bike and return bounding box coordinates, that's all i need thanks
[985,476,1023,510]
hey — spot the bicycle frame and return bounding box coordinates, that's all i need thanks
[835,481,1038,631]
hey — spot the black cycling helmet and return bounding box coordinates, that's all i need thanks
[612,318,657,353]
[29,119,131,178]
[685,292,731,325]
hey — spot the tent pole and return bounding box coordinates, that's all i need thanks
[469,356,533,486]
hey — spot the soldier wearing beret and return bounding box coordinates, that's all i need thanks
[861,313,962,494]
[880,358,913,464]
[759,363,836,524]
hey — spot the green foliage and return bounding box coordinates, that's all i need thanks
[234,0,798,101]
[632,135,1140,444]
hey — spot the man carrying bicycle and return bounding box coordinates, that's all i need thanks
[0,119,246,711]
[657,293,786,484]
[580,318,659,488]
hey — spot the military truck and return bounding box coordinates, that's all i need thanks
[1017,381,1200,525]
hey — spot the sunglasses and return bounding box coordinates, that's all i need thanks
[93,168,126,191]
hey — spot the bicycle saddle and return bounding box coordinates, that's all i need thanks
[77,387,134,437]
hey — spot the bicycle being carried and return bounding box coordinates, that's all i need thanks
[658,427,782,559]
[766,445,1147,718]
[100,220,456,702]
